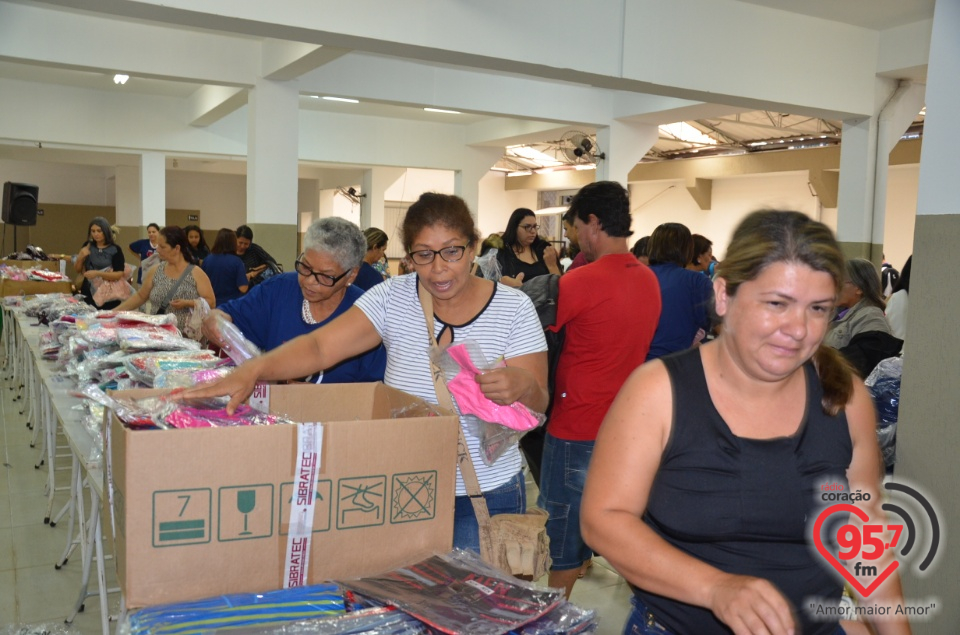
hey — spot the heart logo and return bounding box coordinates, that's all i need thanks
[813,503,899,597]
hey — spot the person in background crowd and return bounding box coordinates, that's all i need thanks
[631,236,650,265]
[201,228,248,307]
[128,222,160,285]
[686,234,714,275]
[497,208,561,287]
[76,216,127,310]
[203,217,386,383]
[116,225,216,333]
[886,255,911,341]
[880,254,900,298]
[235,224,279,286]
[364,227,392,279]
[185,225,210,264]
[562,207,588,272]
[824,258,892,351]
[645,223,714,360]
[355,227,389,291]
[189,193,548,553]
[582,210,910,635]
[539,181,661,599]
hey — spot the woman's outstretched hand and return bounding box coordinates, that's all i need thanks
[180,359,262,414]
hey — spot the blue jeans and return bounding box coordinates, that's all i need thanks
[453,471,526,552]
[536,433,594,570]
[622,597,848,635]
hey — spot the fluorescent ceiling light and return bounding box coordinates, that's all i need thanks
[506,145,564,168]
[323,96,359,103]
[309,95,320,99]
[424,107,461,114]
[659,122,716,146]
[574,164,596,171]
[507,170,533,177]
[113,74,129,85]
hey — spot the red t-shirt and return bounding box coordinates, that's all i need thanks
[547,252,661,440]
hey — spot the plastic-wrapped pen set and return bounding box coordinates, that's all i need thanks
[122,550,598,635]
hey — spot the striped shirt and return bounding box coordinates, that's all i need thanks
[355,273,547,495]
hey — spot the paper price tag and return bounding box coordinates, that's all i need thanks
[249,382,270,413]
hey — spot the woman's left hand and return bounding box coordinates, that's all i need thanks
[475,366,534,406]
[169,299,194,310]
[83,270,100,280]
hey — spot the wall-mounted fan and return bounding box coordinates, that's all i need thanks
[559,131,605,164]
[336,186,365,204]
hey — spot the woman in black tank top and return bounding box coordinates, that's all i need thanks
[580,211,910,635]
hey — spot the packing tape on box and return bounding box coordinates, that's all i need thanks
[284,421,323,588]
[250,382,270,412]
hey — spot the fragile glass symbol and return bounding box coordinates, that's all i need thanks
[237,489,256,535]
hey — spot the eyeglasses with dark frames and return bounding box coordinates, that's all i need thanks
[407,245,468,265]
[294,256,350,287]
[519,223,540,232]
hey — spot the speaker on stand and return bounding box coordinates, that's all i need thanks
[2,182,40,254]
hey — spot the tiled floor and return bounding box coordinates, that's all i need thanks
[0,354,632,634]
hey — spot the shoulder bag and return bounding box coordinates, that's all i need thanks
[155,264,195,314]
[418,283,551,580]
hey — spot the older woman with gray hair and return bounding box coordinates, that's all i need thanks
[203,217,386,383]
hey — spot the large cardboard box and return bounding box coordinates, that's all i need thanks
[108,383,459,609]
[1,259,64,271]
[0,279,74,296]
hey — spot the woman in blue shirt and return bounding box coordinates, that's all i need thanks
[201,228,248,306]
[646,222,714,360]
[203,217,385,384]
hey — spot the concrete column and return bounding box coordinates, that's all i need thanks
[454,147,503,217]
[595,121,658,187]
[835,115,879,260]
[247,77,300,272]
[140,151,166,228]
[897,0,959,629]
[872,82,925,256]
[114,164,142,257]
[361,167,405,230]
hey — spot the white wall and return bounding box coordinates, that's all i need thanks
[166,171,247,230]
[476,172,538,239]
[628,168,918,265]
[629,172,820,259]
[0,159,115,206]
[883,164,919,271]
[383,168,454,202]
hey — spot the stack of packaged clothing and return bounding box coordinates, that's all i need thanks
[121,550,598,635]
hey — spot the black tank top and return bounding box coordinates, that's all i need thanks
[637,348,852,635]
[497,242,550,281]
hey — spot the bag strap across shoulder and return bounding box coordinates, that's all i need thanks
[417,280,492,527]
[156,263,194,312]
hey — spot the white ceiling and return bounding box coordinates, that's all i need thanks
[0,0,935,174]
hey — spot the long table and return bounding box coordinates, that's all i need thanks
[2,304,113,635]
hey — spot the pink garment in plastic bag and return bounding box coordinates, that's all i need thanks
[445,343,540,432]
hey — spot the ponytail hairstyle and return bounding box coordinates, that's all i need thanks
[717,210,853,415]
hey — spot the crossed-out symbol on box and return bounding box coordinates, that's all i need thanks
[391,471,437,523]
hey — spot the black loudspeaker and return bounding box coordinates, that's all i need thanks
[2,182,39,226]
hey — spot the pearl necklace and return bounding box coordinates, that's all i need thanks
[301,299,317,325]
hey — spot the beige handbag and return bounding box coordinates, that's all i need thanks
[419,283,551,580]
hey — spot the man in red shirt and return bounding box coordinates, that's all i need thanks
[538,180,661,598]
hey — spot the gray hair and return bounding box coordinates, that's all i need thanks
[846,257,886,310]
[303,217,366,271]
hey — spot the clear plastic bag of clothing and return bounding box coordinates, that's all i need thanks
[474,248,502,281]
[865,355,902,470]
[431,340,546,467]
